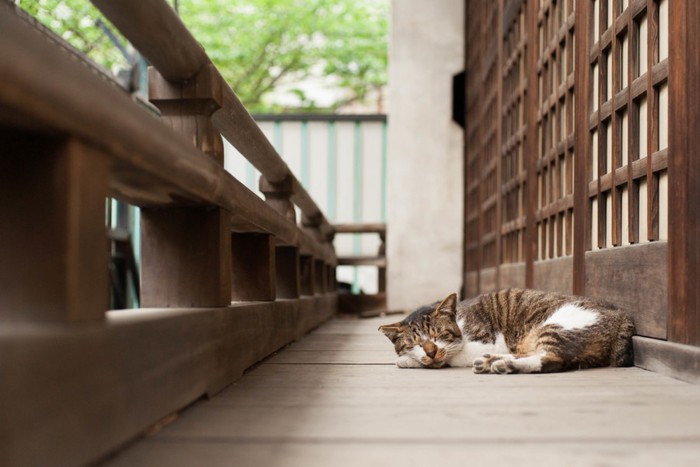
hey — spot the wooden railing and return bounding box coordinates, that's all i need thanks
[226,113,390,295]
[0,2,336,466]
[334,223,389,316]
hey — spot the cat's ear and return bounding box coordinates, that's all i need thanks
[378,323,403,343]
[435,293,458,316]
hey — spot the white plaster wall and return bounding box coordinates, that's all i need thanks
[387,0,464,310]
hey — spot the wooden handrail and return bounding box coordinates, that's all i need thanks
[0,4,336,267]
[90,0,209,83]
[89,0,333,240]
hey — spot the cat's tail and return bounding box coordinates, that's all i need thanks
[610,311,636,367]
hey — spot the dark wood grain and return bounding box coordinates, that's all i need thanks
[668,0,700,345]
[0,134,109,322]
[585,241,667,339]
[0,296,336,467]
[633,335,700,384]
[524,0,539,287]
[140,207,231,307]
[573,0,591,294]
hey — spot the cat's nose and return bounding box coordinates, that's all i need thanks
[423,342,437,358]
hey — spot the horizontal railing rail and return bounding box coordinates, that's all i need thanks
[0,2,337,466]
[89,0,334,243]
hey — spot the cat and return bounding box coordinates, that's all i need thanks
[378,288,635,374]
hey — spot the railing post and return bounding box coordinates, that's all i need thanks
[378,231,387,293]
[260,174,300,299]
[142,64,231,307]
[259,176,297,223]
[0,133,109,322]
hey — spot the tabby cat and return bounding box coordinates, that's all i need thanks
[379,288,635,374]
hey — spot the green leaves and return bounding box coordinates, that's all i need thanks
[16,0,130,72]
[17,0,388,113]
[178,0,388,112]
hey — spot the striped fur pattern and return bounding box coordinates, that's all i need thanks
[379,288,635,374]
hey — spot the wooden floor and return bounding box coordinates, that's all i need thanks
[103,315,700,467]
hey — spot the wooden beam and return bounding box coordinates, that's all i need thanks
[494,0,503,288]
[633,335,700,385]
[668,0,700,346]
[585,242,667,339]
[573,0,592,295]
[90,0,208,82]
[524,0,539,288]
[0,296,337,467]
[0,133,108,322]
[333,223,387,235]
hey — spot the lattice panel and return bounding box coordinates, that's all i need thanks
[480,5,501,269]
[465,0,500,272]
[588,0,668,250]
[500,1,528,264]
[464,1,484,273]
[536,0,576,260]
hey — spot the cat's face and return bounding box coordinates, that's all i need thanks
[379,293,463,368]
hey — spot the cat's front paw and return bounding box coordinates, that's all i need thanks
[472,354,516,374]
[472,355,490,373]
[396,355,423,368]
[490,358,516,374]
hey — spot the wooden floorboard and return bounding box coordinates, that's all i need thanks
[102,316,700,467]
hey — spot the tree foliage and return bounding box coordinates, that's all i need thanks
[15,0,131,72]
[16,0,389,113]
[178,0,388,112]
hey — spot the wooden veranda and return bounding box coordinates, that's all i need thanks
[103,316,700,467]
[2,1,700,466]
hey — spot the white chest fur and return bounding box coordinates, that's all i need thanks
[447,332,510,368]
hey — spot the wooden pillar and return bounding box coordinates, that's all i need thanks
[668,0,700,345]
[142,64,231,307]
[378,231,387,293]
[260,176,296,223]
[259,159,300,300]
[275,246,300,299]
[572,0,592,296]
[0,133,109,322]
[524,0,539,289]
[231,233,275,301]
[302,213,324,244]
